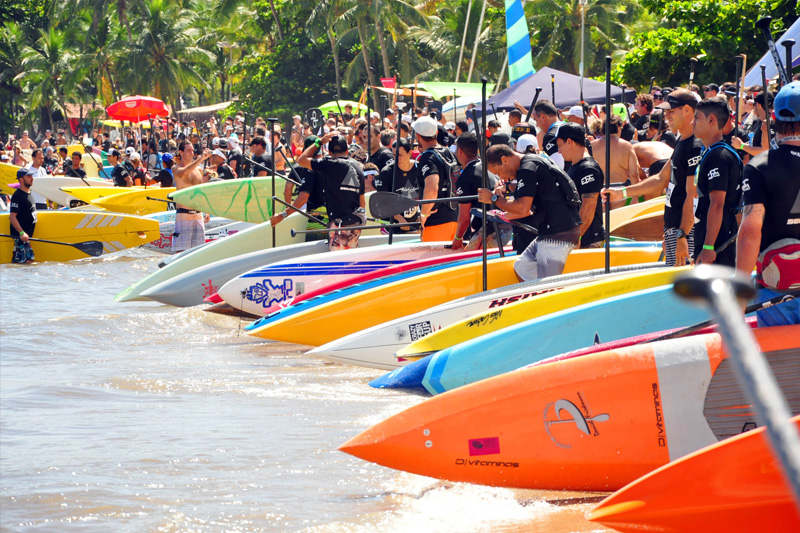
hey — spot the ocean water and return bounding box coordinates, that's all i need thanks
[0,248,611,532]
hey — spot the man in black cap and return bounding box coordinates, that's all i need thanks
[702,84,720,98]
[9,167,38,263]
[296,132,365,250]
[556,122,605,248]
[604,88,702,266]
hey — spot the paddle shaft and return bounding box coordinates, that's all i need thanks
[271,196,325,225]
[291,221,421,237]
[245,157,300,187]
[0,233,103,257]
[756,16,791,86]
[481,76,489,292]
[684,273,800,509]
[524,87,542,123]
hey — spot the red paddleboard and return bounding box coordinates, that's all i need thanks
[587,415,800,532]
[525,316,758,370]
[340,326,800,491]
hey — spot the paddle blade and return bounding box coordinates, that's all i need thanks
[369,192,416,219]
[74,241,104,257]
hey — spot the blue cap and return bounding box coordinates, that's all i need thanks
[16,167,35,179]
[774,81,800,122]
[161,152,174,163]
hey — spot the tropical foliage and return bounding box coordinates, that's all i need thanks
[0,0,796,134]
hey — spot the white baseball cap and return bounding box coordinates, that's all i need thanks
[212,136,220,146]
[411,116,437,136]
[125,146,135,155]
[130,151,141,160]
[370,112,380,119]
[445,121,456,131]
[567,106,585,119]
[212,149,226,159]
[228,137,239,148]
[515,134,539,153]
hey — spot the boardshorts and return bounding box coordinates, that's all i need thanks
[172,211,205,253]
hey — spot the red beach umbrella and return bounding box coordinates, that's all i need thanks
[106,95,169,122]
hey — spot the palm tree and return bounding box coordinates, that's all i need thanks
[525,0,642,76]
[16,27,80,132]
[308,0,347,101]
[120,0,212,110]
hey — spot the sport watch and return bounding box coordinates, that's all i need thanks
[491,194,500,203]
[675,229,687,240]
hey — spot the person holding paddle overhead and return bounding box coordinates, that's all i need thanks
[296,132,365,251]
[9,167,38,264]
[412,116,458,242]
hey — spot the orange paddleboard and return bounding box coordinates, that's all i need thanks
[340,326,800,491]
[587,415,800,532]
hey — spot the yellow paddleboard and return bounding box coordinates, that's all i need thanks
[91,187,176,215]
[1,162,22,195]
[247,247,663,346]
[61,186,144,204]
[0,211,159,263]
[609,196,665,230]
[395,266,687,359]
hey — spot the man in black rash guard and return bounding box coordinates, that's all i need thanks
[377,137,422,234]
[64,151,87,179]
[296,133,365,251]
[691,97,742,267]
[556,123,605,248]
[479,144,582,281]
[451,132,504,251]
[532,100,566,170]
[363,125,394,172]
[412,116,459,242]
[737,81,800,299]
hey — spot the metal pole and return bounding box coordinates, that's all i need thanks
[604,56,612,274]
[268,117,278,247]
[673,266,800,511]
[580,0,586,101]
[551,74,556,105]
[480,76,488,292]
[366,86,372,157]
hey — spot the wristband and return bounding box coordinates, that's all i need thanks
[702,244,714,251]
[454,236,463,242]
[20,231,27,237]
[622,187,628,198]
[314,139,321,147]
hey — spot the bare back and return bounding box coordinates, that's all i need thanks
[591,135,640,185]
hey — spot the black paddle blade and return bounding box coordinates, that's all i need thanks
[73,240,104,257]
[369,192,417,219]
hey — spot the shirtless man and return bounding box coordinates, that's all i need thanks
[591,114,641,187]
[633,140,673,183]
[172,140,211,253]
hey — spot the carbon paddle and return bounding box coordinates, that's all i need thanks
[0,234,103,257]
[290,221,422,238]
[369,191,477,219]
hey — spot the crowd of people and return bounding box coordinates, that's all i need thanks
[3,77,799,297]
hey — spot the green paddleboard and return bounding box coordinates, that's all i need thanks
[168,177,288,223]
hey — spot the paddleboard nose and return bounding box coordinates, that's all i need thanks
[585,500,647,524]
[204,292,223,303]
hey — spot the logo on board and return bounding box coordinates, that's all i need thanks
[543,395,610,449]
[245,279,294,308]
